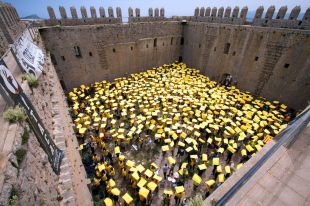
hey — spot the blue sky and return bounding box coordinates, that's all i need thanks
[5,0,310,19]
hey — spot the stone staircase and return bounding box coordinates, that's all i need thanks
[96,41,109,70]
[254,40,288,96]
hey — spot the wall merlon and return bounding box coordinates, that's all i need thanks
[108,7,114,17]
[224,7,231,18]
[44,5,309,29]
[289,6,301,20]
[47,6,56,20]
[80,6,87,18]
[211,7,217,17]
[254,6,264,19]
[154,8,159,17]
[135,8,140,17]
[205,7,211,17]
[128,8,166,22]
[276,6,287,19]
[160,8,165,17]
[303,7,310,21]
[265,6,275,20]
[116,7,122,18]
[240,6,248,20]
[232,6,239,18]
[70,6,78,19]
[90,6,97,19]
[99,7,106,18]
[194,7,199,16]
[128,7,133,17]
[218,7,224,18]
[200,7,205,17]
[59,6,67,19]
[149,8,153,17]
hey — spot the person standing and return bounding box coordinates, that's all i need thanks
[163,164,169,180]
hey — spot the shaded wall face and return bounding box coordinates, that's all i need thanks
[182,22,310,110]
[40,22,182,91]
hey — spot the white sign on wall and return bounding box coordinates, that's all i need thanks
[12,31,44,77]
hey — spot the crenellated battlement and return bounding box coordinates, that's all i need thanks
[45,6,122,26]
[128,7,167,22]
[192,6,310,29]
[45,6,168,25]
[45,5,310,30]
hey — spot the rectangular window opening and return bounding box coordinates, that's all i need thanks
[224,43,230,54]
[74,46,81,57]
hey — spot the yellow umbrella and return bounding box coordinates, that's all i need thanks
[137,178,147,188]
[114,146,120,154]
[147,181,157,192]
[122,193,133,205]
[245,145,254,152]
[192,174,202,185]
[111,188,120,196]
[117,134,125,139]
[163,189,173,195]
[119,155,125,161]
[162,145,169,152]
[108,179,116,187]
[151,163,158,170]
[212,157,219,166]
[103,198,113,206]
[190,155,198,159]
[126,160,135,168]
[98,164,105,172]
[237,163,243,170]
[178,141,185,147]
[185,147,193,153]
[225,166,231,174]
[79,127,87,134]
[202,154,208,161]
[241,149,247,156]
[205,179,216,187]
[153,175,162,182]
[144,169,153,178]
[218,174,225,183]
[217,147,224,154]
[139,187,150,199]
[167,157,176,165]
[136,164,145,173]
[216,165,222,173]
[227,146,236,153]
[198,164,207,170]
[175,186,185,194]
[131,172,140,181]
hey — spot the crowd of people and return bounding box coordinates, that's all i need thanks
[68,62,294,205]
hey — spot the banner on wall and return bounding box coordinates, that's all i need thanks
[11,31,44,77]
[0,59,63,174]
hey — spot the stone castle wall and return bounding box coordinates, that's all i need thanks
[40,7,310,108]
[0,2,25,56]
[0,27,91,205]
[182,22,310,110]
[45,5,310,29]
[192,6,310,30]
[0,43,59,205]
[40,22,183,90]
